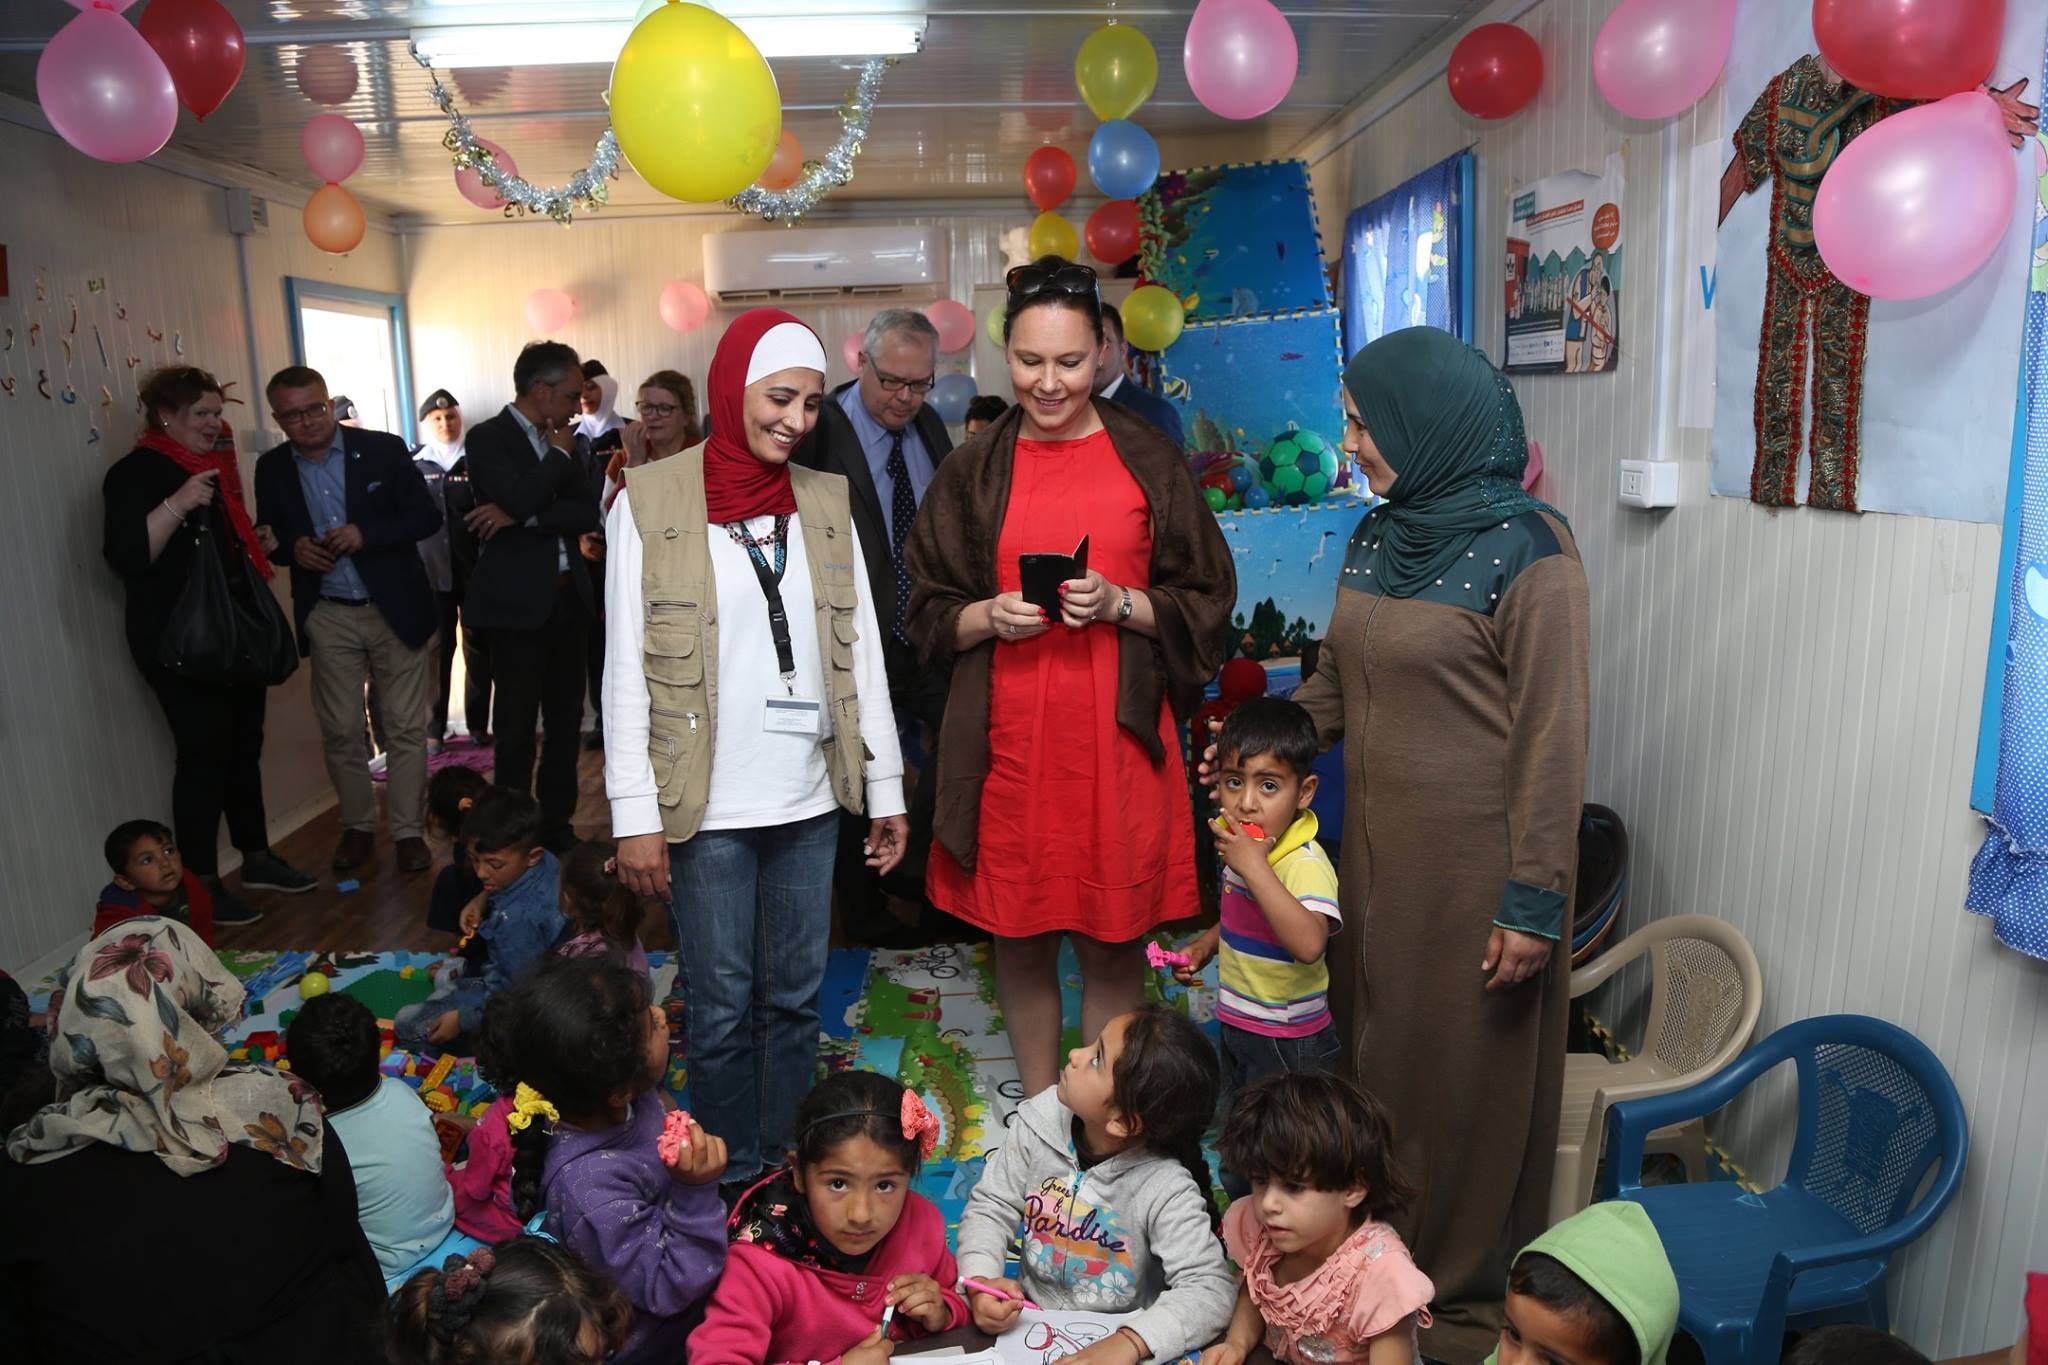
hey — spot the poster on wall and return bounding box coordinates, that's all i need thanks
[1141,160,1331,320]
[1504,154,1624,375]
[1709,0,2042,520]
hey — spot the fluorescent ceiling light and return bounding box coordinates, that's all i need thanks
[410,15,926,66]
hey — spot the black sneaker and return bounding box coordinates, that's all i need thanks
[205,879,264,926]
[240,851,318,895]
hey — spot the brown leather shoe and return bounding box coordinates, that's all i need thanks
[333,828,375,871]
[397,836,433,873]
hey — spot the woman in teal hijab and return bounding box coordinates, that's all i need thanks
[1301,326,1588,1363]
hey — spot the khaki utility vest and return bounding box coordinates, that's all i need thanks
[624,445,868,841]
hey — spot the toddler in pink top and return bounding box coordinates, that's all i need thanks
[1207,1072,1433,1365]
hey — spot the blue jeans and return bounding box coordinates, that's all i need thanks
[668,810,837,1181]
[394,961,490,1049]
[1218,1021,1341,1198]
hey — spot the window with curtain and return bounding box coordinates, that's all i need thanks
[1341,149,1474,360]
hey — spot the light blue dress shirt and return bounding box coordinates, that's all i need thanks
[292,429,369,600]
[838,386,933,545]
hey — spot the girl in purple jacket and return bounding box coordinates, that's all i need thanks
[481,957,729,1365]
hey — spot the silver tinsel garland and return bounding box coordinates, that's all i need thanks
[412,44,620,224]
[725,57,894,223]
[412,45,893,226]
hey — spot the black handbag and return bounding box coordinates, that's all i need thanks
[158,506,300,686]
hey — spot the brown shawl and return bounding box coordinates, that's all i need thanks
[905,398,1236,871]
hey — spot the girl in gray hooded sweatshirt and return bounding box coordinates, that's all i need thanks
[957,1007,1237,1362]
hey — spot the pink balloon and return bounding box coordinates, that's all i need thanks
[295,46,358,106]
[454,137,519,210]
[524,287,575,334]
[1592,0,1735,121]
[37,8,178,164]
[300,112,363,183]
[925,299,976,353]
[1184,0,1299,121]
[842,333,865,374]
[1813,91,2018,300]
[659,280,711,333]
[64,0,140,8]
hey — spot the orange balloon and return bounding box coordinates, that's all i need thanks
[757,129,803,190]
[304,182,365,254]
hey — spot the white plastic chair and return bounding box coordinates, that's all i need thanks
[1550,913,1764,1226]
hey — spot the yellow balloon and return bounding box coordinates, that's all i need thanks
[1075,24,1158,121]
[985,302,1006,348]
[612,3,781,203]
[1121,284,1186,352]
[1029,211,1080,261]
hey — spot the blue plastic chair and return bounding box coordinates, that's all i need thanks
[1597,1014,1968,1365]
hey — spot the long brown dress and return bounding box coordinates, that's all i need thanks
[1292,508,1590,1365]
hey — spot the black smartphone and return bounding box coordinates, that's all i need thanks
[1018,535,1089,614]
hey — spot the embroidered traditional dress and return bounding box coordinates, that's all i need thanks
[1733,54,1898,512]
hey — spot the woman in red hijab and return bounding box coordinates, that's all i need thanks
[100,366,318,930]
[603,309,909,1192]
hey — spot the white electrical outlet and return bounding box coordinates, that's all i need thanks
[1618,459,1679,509]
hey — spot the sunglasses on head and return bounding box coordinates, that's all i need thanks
[1006,261,1100,301]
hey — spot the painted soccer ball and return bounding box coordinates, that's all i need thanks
[1258,428,1339,505]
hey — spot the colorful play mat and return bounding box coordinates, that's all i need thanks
[24,936,1219,1231]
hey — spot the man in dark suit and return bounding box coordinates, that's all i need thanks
[794,309,956,944]
[459,341,601,850]
[1096,301,1185,446]
[255,367,444,874]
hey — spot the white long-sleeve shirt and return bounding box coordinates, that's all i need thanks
[603,487,906,837]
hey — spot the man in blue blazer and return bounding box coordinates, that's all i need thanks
[255,367,443,876]
[1096,301,1185,447]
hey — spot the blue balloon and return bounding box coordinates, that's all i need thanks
[1244,485,1272,510]
[1088,120,1160,200]
[929,371,978,425]
[1228,462,1252,492]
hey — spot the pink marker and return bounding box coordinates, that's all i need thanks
[959,1277,1044,1313]
[1145,942,1192,971]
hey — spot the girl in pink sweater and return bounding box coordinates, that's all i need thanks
[690,1071,969,1365]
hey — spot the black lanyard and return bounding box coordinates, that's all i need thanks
[728,516,795,688]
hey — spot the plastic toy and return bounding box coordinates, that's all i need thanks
[1210,816,1267,841]
[423,1088,455,1113]
[336,879,360,894]
[1144,942,1191,971]
[658,1109,695,1165]
[298,971,330,999]
[421,1053,457,1092]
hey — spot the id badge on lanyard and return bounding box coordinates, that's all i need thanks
[734,516,824,737]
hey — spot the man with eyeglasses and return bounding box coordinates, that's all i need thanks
[254,366,444,876]
[794,308,958,946]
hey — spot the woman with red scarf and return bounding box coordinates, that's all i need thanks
[101,366,317,927]
[604,310,908,1194]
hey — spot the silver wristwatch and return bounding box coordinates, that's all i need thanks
[1116,586,1133,621]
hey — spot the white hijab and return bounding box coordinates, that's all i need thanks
[578,374,625,441]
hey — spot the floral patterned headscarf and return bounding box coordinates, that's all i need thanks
[5,918,325,1177]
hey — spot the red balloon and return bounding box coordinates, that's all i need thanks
[1023,145,1077,212]
[1814,0,2003,100]
[137,0,245,121]
[1446,23,1543,119]
[1085,199,1141,264]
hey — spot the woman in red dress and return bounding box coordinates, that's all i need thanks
[906,257,1236,1095]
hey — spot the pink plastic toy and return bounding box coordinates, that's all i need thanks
[1145,942,1192,971]
[658,1109,694,1166]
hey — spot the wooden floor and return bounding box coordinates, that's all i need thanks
[215,748,680,955]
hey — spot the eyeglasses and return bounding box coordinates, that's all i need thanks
[273,402,330,425]
[636,402,682,418]
[865,359,935,396]
[1006,260,1100,301]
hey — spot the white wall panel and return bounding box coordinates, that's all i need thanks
[1298,0,2047,1352]
[400,213,1012,426]
[0,117,404,975]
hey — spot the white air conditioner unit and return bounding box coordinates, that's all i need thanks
[703,225,945,303]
